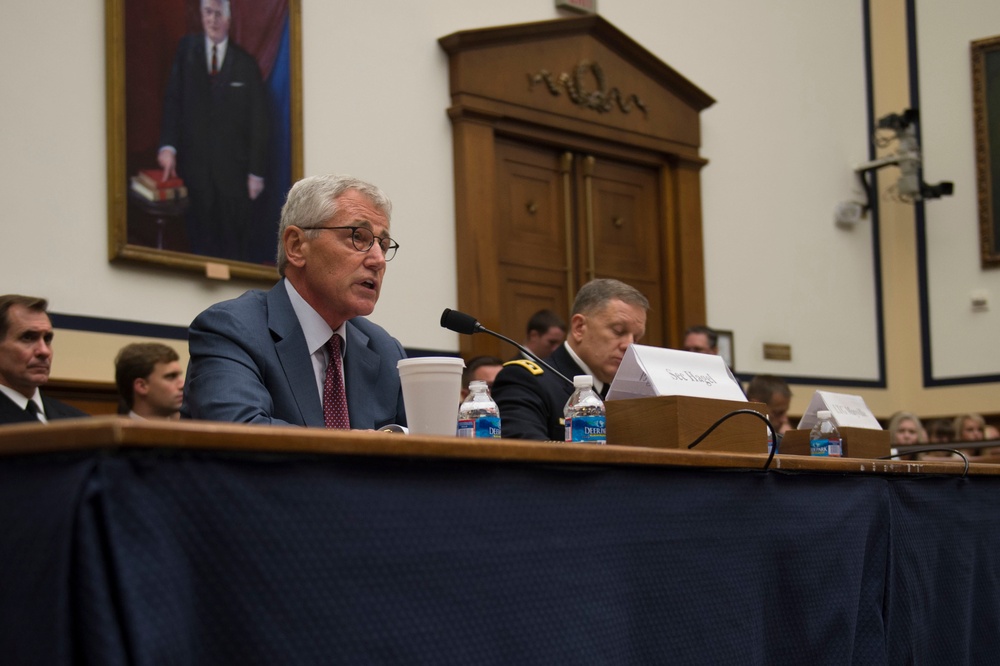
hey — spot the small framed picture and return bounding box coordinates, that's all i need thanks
[714,329,734,370]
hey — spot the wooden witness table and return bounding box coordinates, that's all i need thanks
[1,417,999,665]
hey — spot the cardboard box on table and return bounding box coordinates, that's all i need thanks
[604,345,767,454]
[606,395,770,453]
[780,390,890,459]
[778,428,890,459]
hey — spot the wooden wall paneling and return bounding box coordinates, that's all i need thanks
[671,157,708,344]
[451,114,501,359]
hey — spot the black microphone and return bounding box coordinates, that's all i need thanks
[440,308,574,386]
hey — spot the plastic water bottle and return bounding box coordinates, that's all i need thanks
[457,380,501,438]
[563,375,607,444]
[809,410,843,457]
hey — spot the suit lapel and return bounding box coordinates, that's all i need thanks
[267,283,324,427]
[0,392,33,424]
[344,321,380,429]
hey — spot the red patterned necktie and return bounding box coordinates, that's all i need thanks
[323,334,350,429]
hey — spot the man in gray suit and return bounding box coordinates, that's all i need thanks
[183,174,406,429]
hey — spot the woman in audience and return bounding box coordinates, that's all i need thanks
[889,411,926,446]
[888,411,926,460]
[953,413,986,442]
[949,412,985,457]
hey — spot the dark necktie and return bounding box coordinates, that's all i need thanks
[599,384,610,400]
[210,45,218,76]
[24,400,43,422]
[323,335,350,429]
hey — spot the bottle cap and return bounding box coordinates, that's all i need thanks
[573,375,593,388]
[468,380,487,391]
[817,410,832,419]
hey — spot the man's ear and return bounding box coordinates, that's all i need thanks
[133,377,149,398]
[569,313,587,343]
[283,226,308,268]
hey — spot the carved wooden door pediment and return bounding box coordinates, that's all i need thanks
[440,16,714,360]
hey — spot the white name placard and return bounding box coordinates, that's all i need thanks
[606,344,747,402]
[796,390,882,430]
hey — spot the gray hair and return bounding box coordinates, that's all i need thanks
[201,0,231,19]
[571,279,649,317]
[275,174,392,276]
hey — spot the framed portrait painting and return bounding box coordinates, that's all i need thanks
[106,0,302,279]
[973,34,1000,269]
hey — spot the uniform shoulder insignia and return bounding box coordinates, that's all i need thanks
[503,359,544,375]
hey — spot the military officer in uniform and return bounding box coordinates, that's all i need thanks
[491,279,649,441]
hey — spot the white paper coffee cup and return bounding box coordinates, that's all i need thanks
[396,357,466,436]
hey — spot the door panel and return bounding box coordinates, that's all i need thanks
[495,139,568,270]
[495,137,667,349]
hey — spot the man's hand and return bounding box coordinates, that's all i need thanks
[157,149,177,181]
[248,174,265,200]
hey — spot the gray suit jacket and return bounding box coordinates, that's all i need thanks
[183,281,406,429]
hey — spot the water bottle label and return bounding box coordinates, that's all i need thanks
[475,415,501,439]
[810,437,843,457]
[458,417,500,438]
[569,415,606,443]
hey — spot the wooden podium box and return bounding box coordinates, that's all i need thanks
[605,395,770,453]
[779,428,891,459]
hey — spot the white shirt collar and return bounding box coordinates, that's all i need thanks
[0,384,46,421]
[204,36,228,71]
[284,279,348,354]
[563,342,605,395]
[284,280,348,401]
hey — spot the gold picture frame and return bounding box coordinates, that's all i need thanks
[972,34,1000,269]
[105,0,302,280]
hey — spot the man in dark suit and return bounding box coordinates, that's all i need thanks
[492,279,649,441]
[0,295,88,425]
[158,0,268,262]
[184,174,406,429]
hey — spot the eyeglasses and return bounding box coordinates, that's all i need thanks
[306,226,399,261]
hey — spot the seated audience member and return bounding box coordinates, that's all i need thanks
[888,411,927,446]
[460,355,504,401]
[952,412,986,456]
[492,279,649,441]
[888,411,927,459]
[682,325,718,355]
[0,295,88,424]
[184,174,407,429]
[926,418,955,444]
[953,413,985,442]
[745,375,793,435]
[115,342,185,420]
[520,309,567,361]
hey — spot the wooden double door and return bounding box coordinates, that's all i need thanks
[494,137,666,348]
[440,16,714,361]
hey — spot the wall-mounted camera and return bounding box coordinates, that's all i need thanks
[843,108,953,223]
